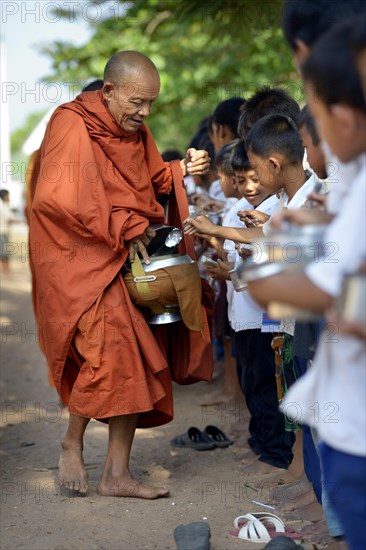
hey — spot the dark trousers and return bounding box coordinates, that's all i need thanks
[235,329,295,469]
[294,356,322,503]
[320,442,366,550]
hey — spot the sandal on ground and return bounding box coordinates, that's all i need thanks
[230,513,302,544]
[203,425,233,448]
[170,427,215,451]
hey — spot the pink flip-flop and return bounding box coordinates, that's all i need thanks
[230,513,302,544]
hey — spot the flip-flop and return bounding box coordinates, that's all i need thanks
[230,513,302,544]
[203,425,233,448]
[170,427,215,451]
[174,521,211,550]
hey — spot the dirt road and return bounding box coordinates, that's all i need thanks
[1,225,316,550]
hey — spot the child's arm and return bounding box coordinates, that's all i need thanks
[184,214,263,243]
[247,271,333,312]
[237,209,270,227]
[206,259,231,281]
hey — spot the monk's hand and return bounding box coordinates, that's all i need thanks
[180,148,210,176]
[128,227,156,265]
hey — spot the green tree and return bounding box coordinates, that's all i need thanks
[10,110,47,156]
[41,0,300,151]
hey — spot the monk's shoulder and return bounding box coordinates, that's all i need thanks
[47,107,88,140]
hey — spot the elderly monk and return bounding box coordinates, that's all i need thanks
[30,51,211,499]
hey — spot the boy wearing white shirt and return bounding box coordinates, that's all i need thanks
[248,22,366,549]
[226,172,293,473]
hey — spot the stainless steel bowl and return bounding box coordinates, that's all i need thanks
[336,273,366,325]
[143,254,194,272]
[253,224,327,266]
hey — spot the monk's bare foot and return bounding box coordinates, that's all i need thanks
[58,444,88,493]
[98,474,169,499]
[240,459,286,477]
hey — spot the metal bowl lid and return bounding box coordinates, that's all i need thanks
[143,254,194,272]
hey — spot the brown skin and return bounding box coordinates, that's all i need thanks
[270,207,334,230]
[60,52,205,499]
[298,124,327,180]
[102,53,210,264]
[247,271,332,313]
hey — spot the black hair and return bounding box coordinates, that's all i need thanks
[245,114,304,165]
[0,189,9,200]
[230,140,251,173]
[198,134,215,166]
[351,16,366,54]
[282,0,365,51]
[298,105,320,146]
[302,21,366,112]
[161,149,183,162]
[82,79,104,92]
[189,117,211,149]
[211,97,246,136]
[214,141,237,175]
[238,87,300,139]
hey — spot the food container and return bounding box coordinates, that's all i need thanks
[253,224,327,265]
[124,254,202,325]
[336,273,366,325]
[268,301,322,322]
[234,223,327,284]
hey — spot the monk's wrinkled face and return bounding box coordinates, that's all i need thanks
[102,69,160,133]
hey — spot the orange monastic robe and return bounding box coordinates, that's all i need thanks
[30,91,212,428]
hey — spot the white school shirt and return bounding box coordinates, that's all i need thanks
[321,140,357,215]
[224,194,280,332]
[208,178,226,203]
[262,174,317,335]
[262,173,316,237]
[280,153,366,457]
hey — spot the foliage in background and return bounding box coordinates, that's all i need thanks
[11,110,48,174]
[35,0,301,152]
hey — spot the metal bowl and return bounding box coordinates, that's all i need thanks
[252,224,327,266]
[336,273,366,324]
[143,254,194,272]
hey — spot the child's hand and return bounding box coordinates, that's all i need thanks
[238,209,269,227]
[236,244,253,260]
[270,208,333,229]
[183,215,217,236]
[206,259,231,280]
[190,195,224,212]
[303,191,327,210]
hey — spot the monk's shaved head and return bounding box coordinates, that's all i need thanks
[104,51,159,84]
[102,51,161,133]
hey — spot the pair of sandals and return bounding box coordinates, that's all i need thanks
[170,425,233,450]
[230,513,303,546]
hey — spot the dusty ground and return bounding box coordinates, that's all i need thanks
[1,224,334,550]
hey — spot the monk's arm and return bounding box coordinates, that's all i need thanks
[247,272,333,311]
